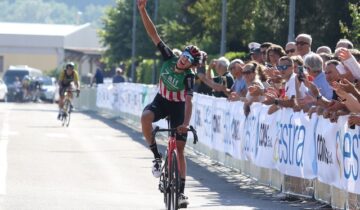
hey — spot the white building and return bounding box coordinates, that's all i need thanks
[0,22,104,81]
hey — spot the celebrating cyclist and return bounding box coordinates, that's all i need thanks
[138,0,201,206]
[57,62,80,120]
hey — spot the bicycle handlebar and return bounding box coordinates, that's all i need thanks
[152,125,198,144]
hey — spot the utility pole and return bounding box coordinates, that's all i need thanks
[220,0,227,56]
[130,0,137,82]
[288,0,296,42]
[152,0,159,84]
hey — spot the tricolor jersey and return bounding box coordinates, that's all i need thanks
[157,41,195,102]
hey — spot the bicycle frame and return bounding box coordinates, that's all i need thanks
[152,124,198,210]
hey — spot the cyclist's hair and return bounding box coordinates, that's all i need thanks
[184,45,201,65]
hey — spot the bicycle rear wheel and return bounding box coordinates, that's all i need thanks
[169,152,180,210]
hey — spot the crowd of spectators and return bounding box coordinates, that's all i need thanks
[194,34,360,126]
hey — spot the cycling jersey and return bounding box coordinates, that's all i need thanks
[59,70,79,87]
[157,41,195,102]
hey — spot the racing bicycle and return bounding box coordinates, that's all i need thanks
[60,88,78,127]
[152,120,198,210]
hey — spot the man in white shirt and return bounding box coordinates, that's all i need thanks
[263,56,308,112]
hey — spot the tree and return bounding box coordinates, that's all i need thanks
[340,3,360,48]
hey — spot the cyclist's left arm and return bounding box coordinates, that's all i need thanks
[73,71,80,90]
[179,74,195,133]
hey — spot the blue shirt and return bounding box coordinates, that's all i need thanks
[231,78,247,94]
[94,69,104,84]
[313,71,333,100]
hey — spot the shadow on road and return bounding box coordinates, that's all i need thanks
[81,110,324,210]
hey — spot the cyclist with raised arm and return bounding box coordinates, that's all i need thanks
[57,62,80,120]
[137,0,201,206]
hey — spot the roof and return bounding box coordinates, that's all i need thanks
[65,47,106,55]
[0,22,90,36]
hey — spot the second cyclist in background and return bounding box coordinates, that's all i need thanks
[57,62,80,120]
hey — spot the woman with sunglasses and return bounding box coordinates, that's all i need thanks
[137,0,202,206]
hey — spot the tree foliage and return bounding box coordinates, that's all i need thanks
[340,3,360,48]
[100,0,358,82]
[0,0,109,27]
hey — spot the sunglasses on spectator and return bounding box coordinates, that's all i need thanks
[286,49,295,54]
[296,41,309,46]
[276,65,291,71]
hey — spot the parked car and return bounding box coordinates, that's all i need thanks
[0,78,8,102]
[38,76,57,103]
[3,65,43,102]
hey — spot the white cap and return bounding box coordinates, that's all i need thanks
[248,42,261,50]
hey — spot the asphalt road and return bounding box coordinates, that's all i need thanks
[0,103,321,210]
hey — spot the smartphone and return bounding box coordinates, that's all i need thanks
[297,66,304,82]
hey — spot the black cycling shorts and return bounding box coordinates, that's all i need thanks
[59,85,72,97]
[143,93,187,141]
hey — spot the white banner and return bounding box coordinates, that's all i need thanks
[94,83,360,195]
[252,105,277,169]
[193,94,214,148]
[275,109,317,179]
[227,101,245,160]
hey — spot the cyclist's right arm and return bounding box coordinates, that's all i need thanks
[137,0,161,46]
[58,71,65,88]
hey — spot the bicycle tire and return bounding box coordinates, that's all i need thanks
[63,99,71,127]
[170,152,180,210]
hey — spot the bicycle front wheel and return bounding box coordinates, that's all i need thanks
[169,152,180,210]
[63,99,71,127]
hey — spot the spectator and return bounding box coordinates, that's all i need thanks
[349,48,360,62]
[319,53,333,70]
[93,68,104,85]
[226,59,247,100]
[336,38,353,49]
[240,62,264,116]
[248,42,263,64]
[195,51,213,95]
[266,44,286,67]
[316,46,332,54]
[304,53,333,100]
[199,57,234,98]
[338,48,360,80]
[290,55,304,74]
[113,67,126,83]
[295,33,313,58]
[285,42,297,56]
[263,56,308,114]
[260,42,273,65]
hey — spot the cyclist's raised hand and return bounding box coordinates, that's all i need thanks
[137,0,147,10]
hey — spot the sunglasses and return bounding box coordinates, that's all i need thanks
[296,41,309,46]
[181,51,194,64]
[276,65,291,71]
[286,49,295,54]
